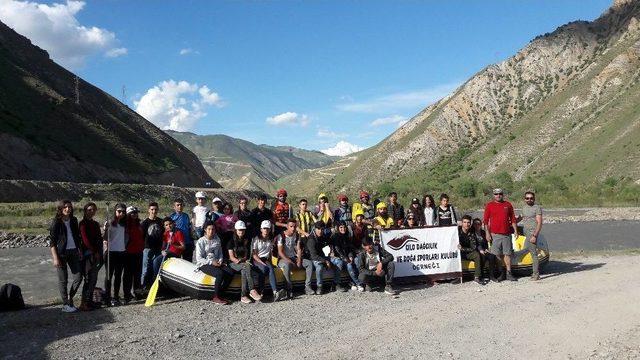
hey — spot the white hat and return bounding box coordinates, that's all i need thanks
[125,206,139,214]
[212,197,223,203]
[195,191,206,199]
[260,220,271,229]
[234,220,247,230]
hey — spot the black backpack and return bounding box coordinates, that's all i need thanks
[0,283,25,311]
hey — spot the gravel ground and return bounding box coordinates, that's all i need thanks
[1,254,639,360]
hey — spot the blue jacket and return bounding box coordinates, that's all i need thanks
[171,212,192,245]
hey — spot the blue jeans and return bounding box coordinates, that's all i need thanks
[141,248,161,288]
[312,260,325,287]
[329,257,345,285]
[346,262,361,286]
[194,227,204,239]
[253,260,278,292]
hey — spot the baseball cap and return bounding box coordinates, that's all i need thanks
[212,197,223,203]
[234,220,247,230]
[260,220,271,229]
[411,198,420,204]
[195,191,206,199]
[493,188,504,195]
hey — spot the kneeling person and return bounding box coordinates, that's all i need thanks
[357,238,397,295]
[459,215,495,284]
[195,221,232,305]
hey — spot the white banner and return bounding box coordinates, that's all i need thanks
[380,226,462,277]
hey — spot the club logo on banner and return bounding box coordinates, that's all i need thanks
[380,226,462,277]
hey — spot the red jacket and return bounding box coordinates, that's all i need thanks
[483,200,516,235]
[163,230,185,256]
[126,219,145,254]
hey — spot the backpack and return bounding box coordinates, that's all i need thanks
[0,283,25,311]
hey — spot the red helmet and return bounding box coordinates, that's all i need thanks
[277,188,288,197]
[359,191,369,199]
[338,194,348,202]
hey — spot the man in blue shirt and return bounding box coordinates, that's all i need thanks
[170,198,193,262]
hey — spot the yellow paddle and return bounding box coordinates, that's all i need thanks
[145,245,170,307]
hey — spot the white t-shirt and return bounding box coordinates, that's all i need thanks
[252,237,273,258]
[64,220,76,250]
[277,233,298,259]
[366,251,381,270]
[192,205,209,228]
[424,207,435,226]
[107,223,126,252]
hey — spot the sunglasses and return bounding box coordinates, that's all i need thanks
[525,197,534,200]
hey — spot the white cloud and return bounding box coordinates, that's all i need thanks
[179,48,199,55]
[317,127,347,138]
[0,0,126,69]
[336,82,461,113]
[134,80,224,132]
[321,141,365,157]
[105,47,127,58]
[266,112,309,126]
[371,114,407,127]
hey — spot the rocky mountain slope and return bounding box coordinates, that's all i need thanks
[0,21,217,187]
[292,0,640,198]
[166,130,336,192]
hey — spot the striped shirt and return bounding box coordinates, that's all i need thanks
[296,210,317,234]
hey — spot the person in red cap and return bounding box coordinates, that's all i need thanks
[351,191,374,225]
[272,189,292,236]
[333,194,353,229]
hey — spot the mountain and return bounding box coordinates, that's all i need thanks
[166,130,337,192]
[0,21,217,188]
[285,0,640,202]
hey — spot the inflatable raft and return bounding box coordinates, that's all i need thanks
[462,233,550,277]
[159,257,351,299]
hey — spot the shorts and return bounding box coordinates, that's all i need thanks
[490,233,513,256]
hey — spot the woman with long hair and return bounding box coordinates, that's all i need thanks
[78,202,102,311]
[103,203,128,306]
[48,200,83,313]
[123,206,144,303]
[422,194,436,226]
[215,203,238,259]
[251,220,287,301]
[228,221,262,303]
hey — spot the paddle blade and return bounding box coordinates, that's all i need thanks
[144,277,160,307]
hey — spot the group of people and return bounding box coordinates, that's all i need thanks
[48,187,542,312]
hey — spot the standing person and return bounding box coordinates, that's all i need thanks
[352,191,375,224]
[435,194,458,226]
[152,217,185,278]
[315,194,333,229]
[234,197,252,231]
[352,212,369,250]
[48,200,83,313]
[331,221,361,291]
[483,188,519,281]
[79,202,102,311]
[333,195,353,229]
[228,221,262,304]
[276,219,314,298]
[251,220,288,301]
[192,192,209,239]
[215,203,238,258]
[103,203,128,307]
[303,221,335,294]
[458,215,493,284]
[250,194,273,238]
[518,191,543,281]
[170,199,193,262]
[295,199,317,239]
[123,206,144,303]
[387,192,405,227]
[272,189,292,236]
[422,195,436,226]
[372,202,394,244]
[357,238,397,295]
[141,202,164,290]
[207,197,224,223]
[195,221,232,305]
[407,198,424,226]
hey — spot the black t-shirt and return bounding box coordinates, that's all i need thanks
[250,207,273,235]
[235,209,252,227]
[231,235,251,260]
[437,205,454,226]
[141,217,164,250]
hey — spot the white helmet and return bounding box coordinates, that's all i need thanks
[234,220,247,230]
[195,191,206,199]
[260,220,271,229]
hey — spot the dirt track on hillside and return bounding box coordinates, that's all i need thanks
[1,254,638,360]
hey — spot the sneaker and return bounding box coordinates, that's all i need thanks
[110,298,121,307]
[489,277,501,283]
[506,272,518,281]
[240,296,252,304]
[357,285,365,292]
[304,286,315,295]
[249,289,263,301]
[316,287,325,295]
[330,284,336,292]
[340,285,349,292]
[351,285,358,291]
[212,296,229,305]
[61,304,78,313]
[474,277,485,285]
[384,286,398,295]
[531,273,540,281]
[274,289,288,302]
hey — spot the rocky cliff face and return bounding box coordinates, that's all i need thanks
[324,0,640,193]
[0,21,218,187]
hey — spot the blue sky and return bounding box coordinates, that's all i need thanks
[1,0,612,155]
